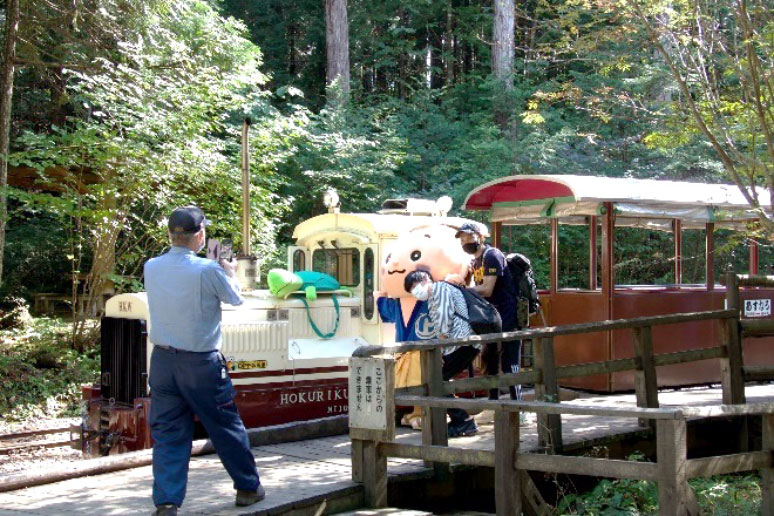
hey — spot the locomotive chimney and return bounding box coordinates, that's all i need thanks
[236,117,258,290]
[241,117,252,256]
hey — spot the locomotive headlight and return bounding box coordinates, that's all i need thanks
[323,189,340,209]
[436,195,453,216]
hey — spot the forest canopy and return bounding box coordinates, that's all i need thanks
[0,0,771,315]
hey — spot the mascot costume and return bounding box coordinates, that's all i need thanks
[376,225,472,429]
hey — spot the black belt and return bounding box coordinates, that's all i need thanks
[154,345,215,354]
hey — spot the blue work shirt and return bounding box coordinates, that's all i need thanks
[144,246,243,352]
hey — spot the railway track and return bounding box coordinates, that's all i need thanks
[0,425,75,455]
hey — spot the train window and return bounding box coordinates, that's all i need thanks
[681,229,707,284]
[312,248,361,287]
[292,250,306,272]
[364,248,375,319]
[615,227,673,285]
[558,223,593,290]
[713,228,751,280]
[502,224,550,290]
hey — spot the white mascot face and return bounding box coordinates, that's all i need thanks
[380,225,471,299]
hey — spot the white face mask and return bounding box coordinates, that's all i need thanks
[411,282,431,301]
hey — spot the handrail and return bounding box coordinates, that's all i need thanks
[729,274,774,287]
[395,395,684,420]
[352,309,736,356]
[396,395,774,420]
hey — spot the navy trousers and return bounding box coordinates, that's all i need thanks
[149,347,260,507]
[486,319,522,401]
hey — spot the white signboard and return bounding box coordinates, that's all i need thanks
[349,357,395,441]
[744,299,772,318]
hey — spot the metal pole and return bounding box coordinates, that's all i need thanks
[550,218,558,295]
[589,215,598,290]
[241,117,252,257]
[706,222,715,291]
[673,219,682,284]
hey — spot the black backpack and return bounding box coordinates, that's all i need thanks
[506,253,541,326]
[445,282,503,335]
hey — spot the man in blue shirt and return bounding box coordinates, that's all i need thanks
[144,206,263,516]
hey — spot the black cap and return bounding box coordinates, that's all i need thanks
[168,206,210,234]
[454,222,482,239]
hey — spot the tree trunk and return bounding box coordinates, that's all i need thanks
[0,0,20,288]
[430,30,443,89]
[325,0,350,106]
[492,0,515,128]
[493,0,515,84]
[288,24,297,77]
[398,8,410,97]
[444,1,455,85]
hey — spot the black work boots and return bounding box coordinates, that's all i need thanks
[235,484,266,507]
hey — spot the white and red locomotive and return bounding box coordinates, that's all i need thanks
[77,197,478,456]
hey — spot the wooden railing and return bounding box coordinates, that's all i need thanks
[349,272,774,515]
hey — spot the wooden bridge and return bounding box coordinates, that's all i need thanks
[349,272,774,516]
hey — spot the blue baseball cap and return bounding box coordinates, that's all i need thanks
[168,206,210,234]
[454,222,483,238]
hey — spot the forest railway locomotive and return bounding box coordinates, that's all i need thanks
[76,196,481,457]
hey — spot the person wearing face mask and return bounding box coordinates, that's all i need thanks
[454,223,520,402]
[404,270,479,437]
[143,206,264,516]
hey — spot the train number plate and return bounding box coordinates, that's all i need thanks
[744,299,771,318]
[237,360,267,370]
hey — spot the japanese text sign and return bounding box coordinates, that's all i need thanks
[348,356,395,441]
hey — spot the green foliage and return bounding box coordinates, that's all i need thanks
[5,0,768,305]
[558,477,658,515]
[691,474,761,514]
[2,210,73,297]
[0,316,99,421]
[4,0,297,301]
[557,452,762,515]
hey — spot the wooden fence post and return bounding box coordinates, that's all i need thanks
[349,356,395,504]
[721,272,746,405]
[533,337,562,453]
[494,410,521,516]
[722,272,748,452]
[762,413,774,516]
[362,440,387,508]
[351,438,363,482]
[421,347,449,477]
[657,418,690,516]
[632,325,659,428]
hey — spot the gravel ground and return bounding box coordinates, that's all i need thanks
[0,417,83,475]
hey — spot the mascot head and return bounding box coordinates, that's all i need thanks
[380,225,471,298]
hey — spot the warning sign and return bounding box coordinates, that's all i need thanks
[348,356,395,441]
[744,299,772,318]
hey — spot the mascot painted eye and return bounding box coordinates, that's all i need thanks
[385,253,392,264]
[410,250,421,261]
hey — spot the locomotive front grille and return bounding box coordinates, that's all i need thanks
[101,317,148,404]
[221,321,289,353]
